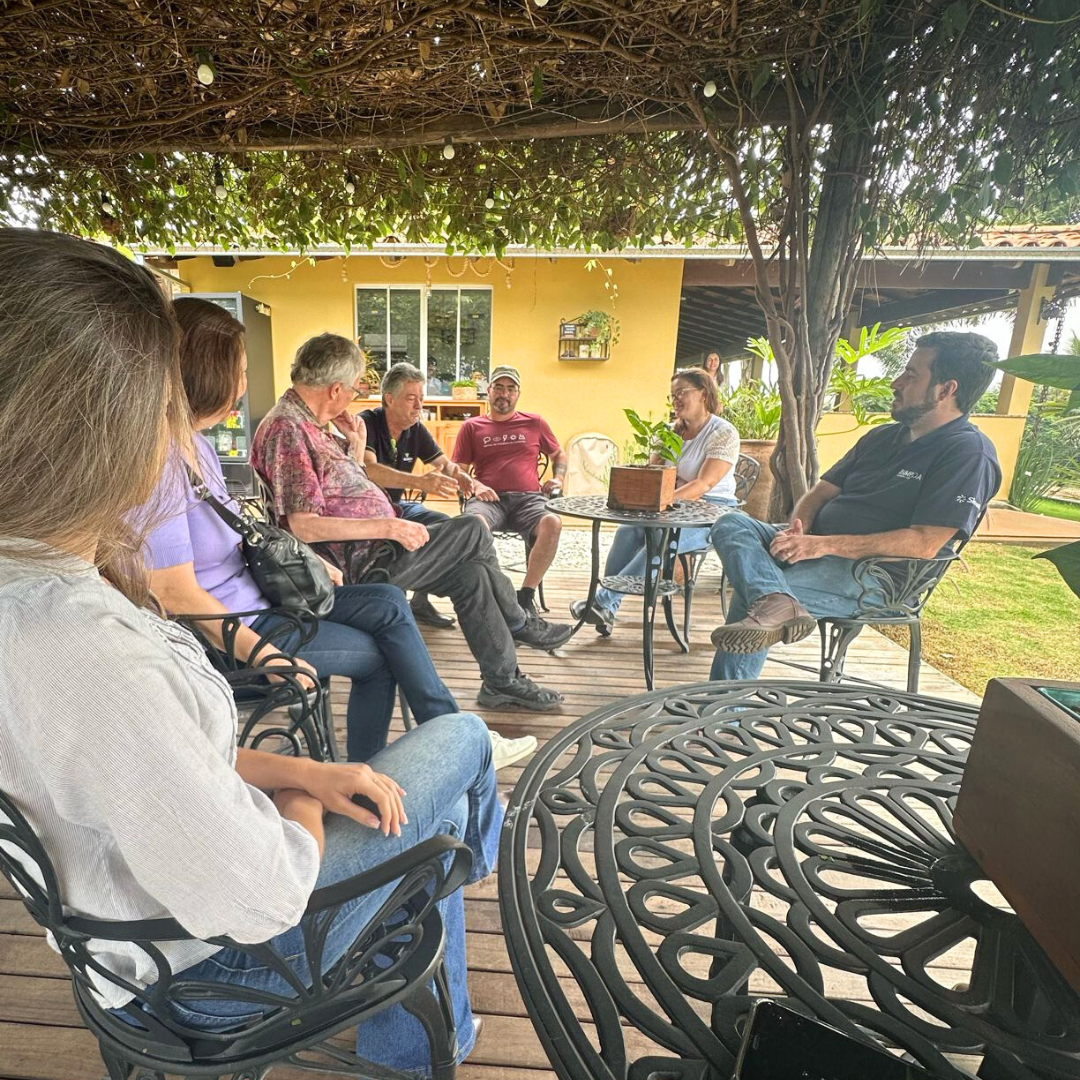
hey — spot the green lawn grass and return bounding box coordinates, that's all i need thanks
[1028,496,1080,523]
[880,542,1080,694]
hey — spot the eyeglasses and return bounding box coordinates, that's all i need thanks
[351,386,369,401]
[671,388,701,401]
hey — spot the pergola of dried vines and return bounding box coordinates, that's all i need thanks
[2,0,1078,511]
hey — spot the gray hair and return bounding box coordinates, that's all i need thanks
[381,361,424,402]
[290,332,363,387]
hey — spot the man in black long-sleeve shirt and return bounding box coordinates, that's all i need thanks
[708,331,1002,679]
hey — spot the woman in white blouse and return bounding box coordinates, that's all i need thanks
[571,367,741,634]
[0,229,498,1075]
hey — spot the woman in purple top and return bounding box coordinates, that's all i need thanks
[143,297,463,763]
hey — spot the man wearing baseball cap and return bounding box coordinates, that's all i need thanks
[452,366,567,615]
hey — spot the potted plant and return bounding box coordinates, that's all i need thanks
[608,409,683,512]
[451,378,476,401]
[721,366,782,520]
[572,309,621,352]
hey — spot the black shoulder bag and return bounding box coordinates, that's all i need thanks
[185,464,335,618]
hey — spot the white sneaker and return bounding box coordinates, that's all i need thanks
[488,729,538,771]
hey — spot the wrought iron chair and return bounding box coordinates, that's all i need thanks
[669,453,762,638]
[0,787,472,1080]
[722,510,984,694]
[177,608,339,761]
[460,451,558,612]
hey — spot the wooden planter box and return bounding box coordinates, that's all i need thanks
[954,678,1080,995]
[608,465,676,512]
[451,385,475,400]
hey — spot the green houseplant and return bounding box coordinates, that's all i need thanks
[572,309,621,352]
[451,377,477,401]
[609,409,683,512]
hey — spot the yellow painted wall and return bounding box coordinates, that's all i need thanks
[815,411,1026,493]
[176,254,683,452]
[175,254,1024,490]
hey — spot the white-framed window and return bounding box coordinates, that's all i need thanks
[355,285,493,397]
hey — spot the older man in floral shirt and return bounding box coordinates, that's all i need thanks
[252,333,572,721]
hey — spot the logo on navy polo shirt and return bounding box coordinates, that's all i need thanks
[896,468,923,481]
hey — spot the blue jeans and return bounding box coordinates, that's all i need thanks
[708,513,868,681]
[594,497,737,617]
[154,712,501,1077]
[399,501,450,528]
[252,583,458,762]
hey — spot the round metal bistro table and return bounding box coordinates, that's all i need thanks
[547,495,731,690]
[498,680,1080,1080]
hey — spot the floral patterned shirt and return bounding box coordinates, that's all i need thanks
[251,388,395,566]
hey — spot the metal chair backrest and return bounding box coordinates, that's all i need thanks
[734,453,761,506]
[253,470,278,525]
[0,784,470,1075]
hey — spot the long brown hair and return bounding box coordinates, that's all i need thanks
[0,229,185,605]
[173,296,246,422]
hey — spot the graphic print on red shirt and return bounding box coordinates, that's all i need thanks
[452,412,561,493]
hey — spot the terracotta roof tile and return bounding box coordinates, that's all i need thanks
[981,225,1080,249]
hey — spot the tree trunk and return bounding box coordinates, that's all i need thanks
[766,126,870,518]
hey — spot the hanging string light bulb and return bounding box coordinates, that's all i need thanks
[703,80,717,98]
[442,136,456,160]
[100,192,115,216]
[214,165,227,201]
[534,0,549,6]
[196,52,215,86]
[484,184,495,210]
[345,173,356,196]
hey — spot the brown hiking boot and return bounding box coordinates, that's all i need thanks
[710,592,816,654]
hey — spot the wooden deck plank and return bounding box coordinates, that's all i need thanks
[0,567,980,1079]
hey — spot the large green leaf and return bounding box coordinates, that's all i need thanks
[991,354,1080,390]
[1034,539,1080,602]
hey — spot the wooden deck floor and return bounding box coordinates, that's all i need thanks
[0,566,977,1080]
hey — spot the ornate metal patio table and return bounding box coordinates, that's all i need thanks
[498,680,1080,1080]
[547,494,731,690]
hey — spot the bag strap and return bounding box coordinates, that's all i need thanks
[184,462,262,543]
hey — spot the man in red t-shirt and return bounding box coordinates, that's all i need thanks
[453,366,567,615]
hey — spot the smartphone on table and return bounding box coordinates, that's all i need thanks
[734,1000,944,1080]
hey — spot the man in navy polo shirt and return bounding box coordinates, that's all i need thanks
[708,331,1002,680]
[361,362,475,628]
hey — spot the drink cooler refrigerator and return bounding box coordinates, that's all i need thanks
[189,292,275,496]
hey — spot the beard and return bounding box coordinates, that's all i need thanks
[890,390,937,427]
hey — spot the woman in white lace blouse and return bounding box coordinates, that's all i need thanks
[571,367,741,634]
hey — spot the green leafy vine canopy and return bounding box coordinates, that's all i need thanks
[1,0,1078,253]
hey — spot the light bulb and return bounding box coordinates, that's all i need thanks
[345,179,356,195]
[442,139,456,160]
[534,0,548,6]
[703,80,717,98]
[484,196,495,210]
[197,62,214,86]
[101,199,115,215]
[215,183,227,201]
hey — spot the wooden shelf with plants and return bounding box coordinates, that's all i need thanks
[558,310,618,361]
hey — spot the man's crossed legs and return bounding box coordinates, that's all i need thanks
[384,515,571,712]
[708,513,867,681]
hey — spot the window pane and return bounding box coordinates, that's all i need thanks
[426,290,458,397]
[459,290,492,383]
[388,289,422,373]
[356,289,388,368]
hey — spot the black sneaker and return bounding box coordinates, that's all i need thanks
[570,598,615,637]
[410,593,455,629]
[477,671,563,712]
[512,613,573,650]
[517,591,539,619]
